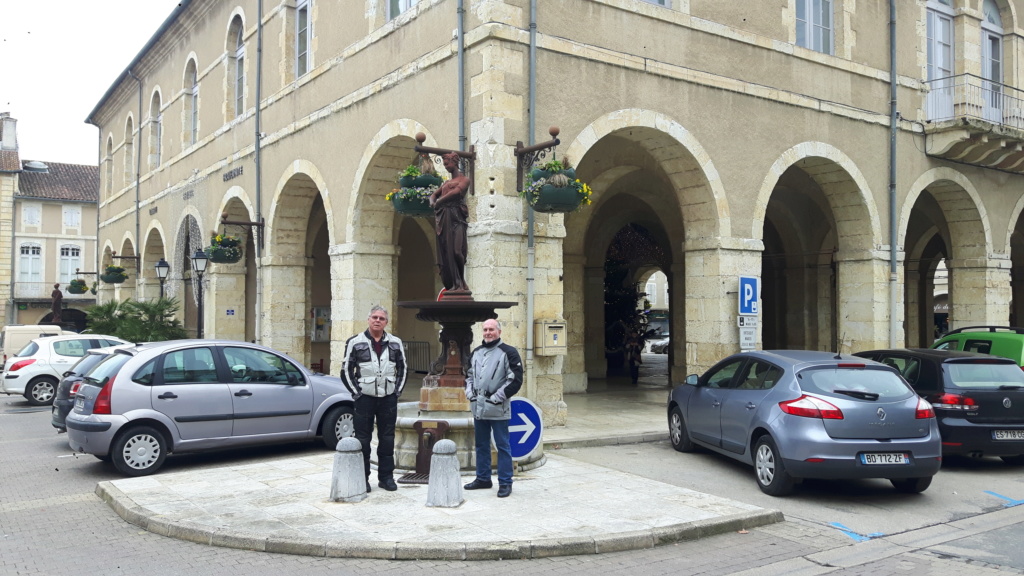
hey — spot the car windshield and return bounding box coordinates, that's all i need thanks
[15,341,39,357]
[797,365,912,400]
[83,352,132,385]
[945,361,1024,389]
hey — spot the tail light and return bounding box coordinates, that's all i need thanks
[915,397,935,419]
[93,377,115,415]
[930,393,977,410]
[779,395,844,419]
[9,359,36,372]
[69,381,82,398]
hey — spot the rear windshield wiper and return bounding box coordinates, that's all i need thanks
[833,390,880,401]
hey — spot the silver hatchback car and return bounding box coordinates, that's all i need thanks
[668,350,942,496]
[66,339,355,476]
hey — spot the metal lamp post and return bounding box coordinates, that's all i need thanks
[154,258,170,299]
[190,249,208,338]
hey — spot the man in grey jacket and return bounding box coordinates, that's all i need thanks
[463,318,523,498]
[341,306,407,492]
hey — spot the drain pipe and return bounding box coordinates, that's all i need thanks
[525,0,537,385]
[458,0,466,151]
[888,0,899,347]
[254,0,264,344]
[128,70,143,278]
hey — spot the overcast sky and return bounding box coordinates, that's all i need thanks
[1,1,181,166]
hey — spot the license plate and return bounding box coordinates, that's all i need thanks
[861,452,909,465]
[74,396,84,410]
[993,430,1024,440]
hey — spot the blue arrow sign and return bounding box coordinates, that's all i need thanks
[509,398,543,460]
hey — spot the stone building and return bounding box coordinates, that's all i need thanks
[88,0,1024,425]
[0,113,100,332]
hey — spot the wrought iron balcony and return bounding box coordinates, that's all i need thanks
[924,74,1024,173]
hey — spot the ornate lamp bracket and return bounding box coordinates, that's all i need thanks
[513,126,561,192]
[220,212,266,250]
[413,133,477,195]
[110,251,140,265]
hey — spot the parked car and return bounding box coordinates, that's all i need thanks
[51,344,133,432]
[932,326,1024,366]
[0,324,75,365]
[854,348,1024,464]
[649,333,670,354]
[65,339,356,476]
[1,334,128,406]
[668,350,941,496]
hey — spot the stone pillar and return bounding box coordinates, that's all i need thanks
[425,439,463,508]
[947,255,1012,329]
[260,255,312,361]
[834,250,900,352]
[683,238,762,377]
[331,437,367,503]
[329,242,398,374]
[562,254,587,393]
[207,261,247,341]
[904,265,922,347]
[583,265,605,380]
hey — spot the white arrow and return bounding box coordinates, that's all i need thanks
[508,412,537,444]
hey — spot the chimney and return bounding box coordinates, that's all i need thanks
[0,113,17,151]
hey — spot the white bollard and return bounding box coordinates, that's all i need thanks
[331,437,367,503]
[425,439,464,507]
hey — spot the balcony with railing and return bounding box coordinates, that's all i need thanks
[13,282,94,300]
[924,74,1024,173]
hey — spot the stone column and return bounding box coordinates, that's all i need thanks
[947,255,1012,329]
[329,242,398,374]
[583,265,605,380]
[207,261,247,341]
[260,255,313,361]
[834,250,899,352]
[904,264,922,347]
[683,237,763,377]
[562,254,587,393]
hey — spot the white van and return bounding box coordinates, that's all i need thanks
[0,325,72,365]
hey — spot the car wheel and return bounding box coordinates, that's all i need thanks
[322,404,355,449]
[668,407,695,452]
[754,435,795,496]
[111,426,167,477]
[890,476,932,494]
[24,377,58,406]
[1000,455,1024,466]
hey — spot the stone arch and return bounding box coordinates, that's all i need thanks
[901,167,991,259]
[754,142,881,250]
[266,160,334,256]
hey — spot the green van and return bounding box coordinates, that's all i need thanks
[932,326,1024,367]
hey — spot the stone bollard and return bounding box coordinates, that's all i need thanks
[331,437,367,503]
[425,439,464,507]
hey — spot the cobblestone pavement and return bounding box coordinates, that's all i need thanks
[3,390,1024,575]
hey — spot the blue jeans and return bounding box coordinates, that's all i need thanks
[474,418,512,486]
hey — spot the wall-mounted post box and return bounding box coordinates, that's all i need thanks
[534,320,567,356]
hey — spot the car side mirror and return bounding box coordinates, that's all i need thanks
[685,374,699,386]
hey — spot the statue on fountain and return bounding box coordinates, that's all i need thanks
[429,152,471,294]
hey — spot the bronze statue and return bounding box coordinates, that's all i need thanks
[429,152,471,292]
[50,283,63,324]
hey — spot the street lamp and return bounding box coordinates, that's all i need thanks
[154,258,170,299]
[190,249,208,339]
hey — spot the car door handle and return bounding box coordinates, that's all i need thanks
[234,390,252,397]
[746,402,757,410]
[157,392,178,400]
[711,401,721,407]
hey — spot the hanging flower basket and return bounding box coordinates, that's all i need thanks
[90,282,98,295]
[521,160,592,214]
[100,266,128,284]
[398,173,443,189]
[207,233,243,264]
[67,279,88,295]
[391,194,434,217]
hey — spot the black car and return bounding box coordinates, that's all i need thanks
[854,348,1024,464]
[51,345,127,432]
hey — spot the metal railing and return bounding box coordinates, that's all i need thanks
[925,73,1024,130]
[13,282,92,299]
[404,341,432,374]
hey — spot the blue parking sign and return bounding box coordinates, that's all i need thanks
[738,276,759,316]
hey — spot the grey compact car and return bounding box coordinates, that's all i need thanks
[668,350,942,496]
[66,339,355,476]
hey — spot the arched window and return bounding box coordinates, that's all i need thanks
[149,91,162,169]
[981,0,1004,121]
[18,243,42,283]
[296,0,311,77]
[796,0,833,55]
[105,137,113,197]
[124,116,134,188]
[229,17,245,118]
[59,245,82,284]
[184,59,199,146]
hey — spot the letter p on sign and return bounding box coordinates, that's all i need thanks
[738,276,759,316]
